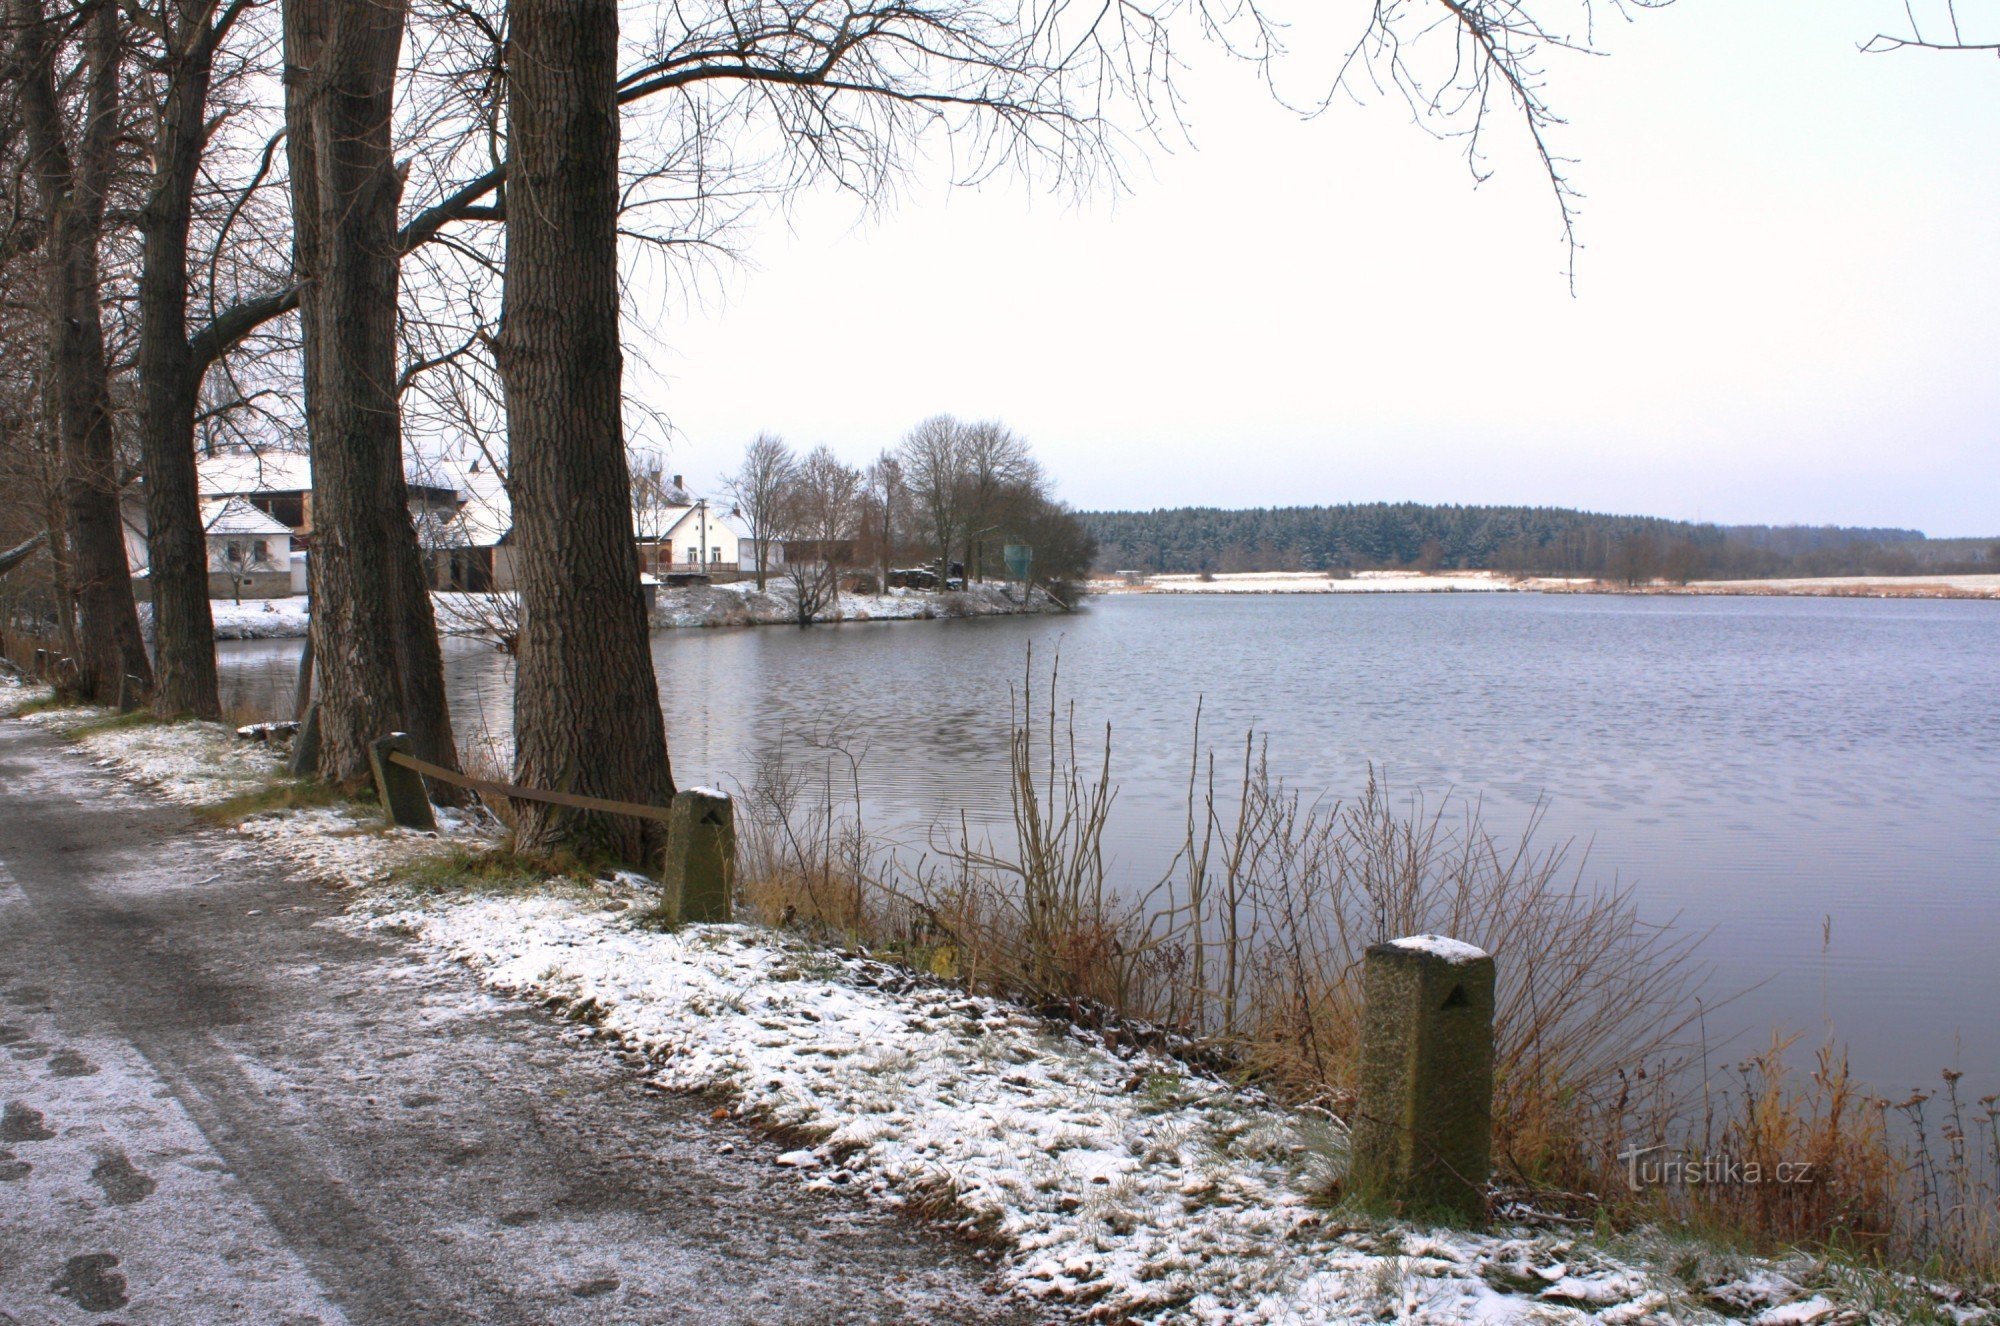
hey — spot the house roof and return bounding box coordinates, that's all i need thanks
[198,449,313,497]
[436,464,512,547]
[650,503,747,543]
[201,496,293,538]
[198,447,456,500]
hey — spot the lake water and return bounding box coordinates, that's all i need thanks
[216,592,2000,1097]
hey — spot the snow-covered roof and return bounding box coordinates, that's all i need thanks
[198,447,457,499]
[198,449,312,497]
[438,464,511,547]
[648,503,744,544]
[201,496,292,538]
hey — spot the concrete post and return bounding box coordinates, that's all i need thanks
[1348,934,1496,1225]
[368,732,436,831]
[658,788,734,925]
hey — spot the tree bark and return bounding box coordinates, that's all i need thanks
[136,0,240,719]
[14,0,154,704]
[500,0,674,864]
[283,0,460,786]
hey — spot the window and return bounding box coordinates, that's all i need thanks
[711,546,721,563]
[686,544,698,565]
[253,540,269,563]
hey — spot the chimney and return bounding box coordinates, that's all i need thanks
[672,474,684,492]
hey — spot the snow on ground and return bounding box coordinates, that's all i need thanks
[0,670,53,717]
[17,707,287,804]
[235,801,497,886]
[658,579,1061,628]
[136,595,313,639]
[11,695,1992,1324]
[13,702,499,882]
[350,889,1986,1325]
[132,582,1061,643]
[1096,571,1531,595]
[1092,570,2000,601]
[1657,574,2000,599]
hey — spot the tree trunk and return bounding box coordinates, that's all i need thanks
[500,0,674,864]
[283,0,460,787]
[14,0,154,704]
[137,0,233,719]
[384,468,463,802]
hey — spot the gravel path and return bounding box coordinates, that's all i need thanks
[0,721,1033,1325]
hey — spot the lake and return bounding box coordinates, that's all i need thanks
[216,591,2000,1097]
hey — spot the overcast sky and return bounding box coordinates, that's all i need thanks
[627,2,1999,536]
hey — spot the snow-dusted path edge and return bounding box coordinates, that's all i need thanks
[6,677,1990,1326]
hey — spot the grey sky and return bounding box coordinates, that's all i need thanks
[629,2,1999,536]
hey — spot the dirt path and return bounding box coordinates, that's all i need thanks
[0,721,1033,1325]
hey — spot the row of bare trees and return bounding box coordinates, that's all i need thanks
[3,0,1664,865]
[722,417,1095,622]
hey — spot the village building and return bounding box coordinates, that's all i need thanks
[201,497,295,600]
[631,472,747,581]
[123,446,750,600]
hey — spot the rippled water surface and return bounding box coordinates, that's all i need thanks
[218,592,2000,1094]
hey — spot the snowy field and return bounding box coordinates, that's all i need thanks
[1657,574,2000,599]
[9,683,1992,1325]
[138,596,312,640]
[1093,570,2000,600]
[1094,571,1532,596]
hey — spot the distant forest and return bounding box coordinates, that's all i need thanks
[1080,504,2000,582]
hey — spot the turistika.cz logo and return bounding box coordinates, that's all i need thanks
[1617,1145,1817,1192]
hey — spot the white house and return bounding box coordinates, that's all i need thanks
[202,497,294,599]
[428,460,518,592]
[632,472,744,578]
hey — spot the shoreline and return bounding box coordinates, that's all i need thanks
[5,674,1982,1326]
[1089,569,2000,601]
[148,580,1067,643]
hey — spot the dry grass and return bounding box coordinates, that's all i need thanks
[725,656,1999,1279]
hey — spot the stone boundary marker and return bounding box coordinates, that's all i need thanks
[1348,934,1496,1225]
[369,734,437,833]
[658,789,734,925]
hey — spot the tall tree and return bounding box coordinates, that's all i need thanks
[900,414,970,585]
[960,420,1039,582]
[861,449,905,593]
[776,444,861,626]
[12,0,153,703]
[283,0,459,785]
[498,0,673,864]
[724,432,795,592]
[131,0,255,718]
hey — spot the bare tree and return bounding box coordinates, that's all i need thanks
[899,414,969,585]
[724,432,794,592]
[959,420,1041,582]
[11,0,154,702]
[777,444,861,626]
[498,0,674,865]
[127,0,261,718]
[860,449,906,593]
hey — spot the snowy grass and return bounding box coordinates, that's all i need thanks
[345,885,1993,1324]
[14,690,1993,1322]
[17,706,289,804]
[0,672,54,718]
[658,579,1062,629]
